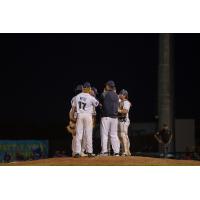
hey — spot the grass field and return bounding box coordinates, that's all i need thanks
[1,156,200,166]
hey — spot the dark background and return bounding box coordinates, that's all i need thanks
[0,34,199,154]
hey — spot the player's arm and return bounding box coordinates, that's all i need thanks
[69,106,76,122]
[118,108,128,114]
[92,96,99,107]
[118,101,130,114]
[69,96,77,122]
[154,132,163,144]
[167,132,173,145]
[99,93,105,108]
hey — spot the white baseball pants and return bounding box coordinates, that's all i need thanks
[75,113,93,154]
[72,135,76,155]
[100,117,120,154]
[72,132,87,155]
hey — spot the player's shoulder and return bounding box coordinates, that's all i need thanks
[78,92,95,99]
[76,92,84,98]
[124,100,131,107]
[107,90,118,99]
[89,94,98,101]
[124,99,131,104]
[71,96,76,101]
[101,91,108,98]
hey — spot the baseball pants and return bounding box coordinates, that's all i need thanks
[100,117,120,154]
[72,135,76,156]
[81,131,87,153]
[72,134,87,156]
[118,121,131,155]
[75,113,93,154]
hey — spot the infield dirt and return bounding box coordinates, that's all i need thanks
[1,156,200,166]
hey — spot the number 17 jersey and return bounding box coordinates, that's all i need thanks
[74,92,99,114]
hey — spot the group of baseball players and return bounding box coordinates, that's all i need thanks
[67,80,132,158]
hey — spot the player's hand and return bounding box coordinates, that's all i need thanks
[118,109,122,113]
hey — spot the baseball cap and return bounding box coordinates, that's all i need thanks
[119,89,128,96]
[106,80,115,87]
[83,82,91,88]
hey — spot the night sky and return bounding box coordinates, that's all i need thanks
[0,34,199,139]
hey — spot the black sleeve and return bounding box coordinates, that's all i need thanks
[99,92,105,105]
[115,93,119,107]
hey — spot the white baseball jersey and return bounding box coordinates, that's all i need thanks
[75,92,99,114]
[119,99,131,122]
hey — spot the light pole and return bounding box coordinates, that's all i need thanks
[158,33,174,153]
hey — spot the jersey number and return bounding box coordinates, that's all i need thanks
[78,101,86,110]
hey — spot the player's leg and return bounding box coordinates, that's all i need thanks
[107,133,112,155]
[110,118,120,155]
[118,122,125,154]
[118,122,129,155]
[164,143,168,158]
[126,134,131,156]
[84,113,93,155]
[100,117,110,154]
[72,135,76,156]
[123,122,131,155]
[81,130,87,156]
[75,114,84,156]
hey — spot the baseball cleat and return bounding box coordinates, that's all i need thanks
[98,152,109,157]
[74,154,81,158]
[80,152,88,157]
[114,153,120,156]
[88,153,96,157]
[127,151,132,156]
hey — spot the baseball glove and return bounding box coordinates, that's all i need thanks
[66,119,76,136]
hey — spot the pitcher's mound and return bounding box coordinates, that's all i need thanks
[2,156,200,166]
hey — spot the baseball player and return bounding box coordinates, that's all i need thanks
[67,85,84,157]
[81,87,98,156]
[118,89,131,156]
[73,82,99,158]
[100,80,120,156]
[154,124,173,158]
[107,87,117,155]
